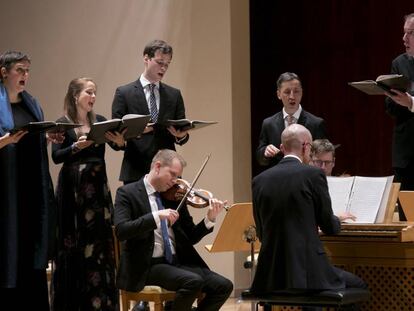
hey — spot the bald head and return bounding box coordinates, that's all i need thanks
[280,124,313,163]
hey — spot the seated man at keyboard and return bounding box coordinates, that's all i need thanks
[251,124,366,311]
[114,149,233,311]
[309,139,336,176]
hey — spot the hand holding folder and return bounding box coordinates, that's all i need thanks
[87,114,151,144]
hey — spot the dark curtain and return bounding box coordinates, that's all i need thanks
[250,0,413,177]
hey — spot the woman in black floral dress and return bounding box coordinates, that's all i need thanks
[51,78,125,311]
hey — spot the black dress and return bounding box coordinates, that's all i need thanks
[0,96,53,311]
[51,115,118,311]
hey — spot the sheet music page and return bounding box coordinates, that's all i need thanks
[348,176,389,223]
[327,176,355,216]
[375,176,394,223]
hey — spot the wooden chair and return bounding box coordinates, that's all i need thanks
[112,226,176,311]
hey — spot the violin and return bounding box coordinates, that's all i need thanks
[161,178,229,211]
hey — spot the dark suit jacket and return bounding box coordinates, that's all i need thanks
[256,109,327,168]
[385,53,414,169]
[113,178,212,292]
[112,79,189,182]
[251,157,344,293]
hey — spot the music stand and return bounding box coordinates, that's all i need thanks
[205,202,261,311]
[399,190,414,221]
[205,202,261,280]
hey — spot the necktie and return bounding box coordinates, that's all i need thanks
[287,114,296,126]
[149,84,158,122]
[155,193,173,264]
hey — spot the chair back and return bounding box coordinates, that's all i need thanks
[112,226,120,270]
[111,225,176,311]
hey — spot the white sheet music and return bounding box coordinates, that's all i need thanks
[327,176,394,224]
[327,177,354,216]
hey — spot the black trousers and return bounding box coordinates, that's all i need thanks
[0,269,49,310]
[146,260,233,311]
[302,267,367,311]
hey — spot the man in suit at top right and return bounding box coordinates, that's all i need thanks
[256,72,328,170]
[385,13,414,208]
[251,124,366,311]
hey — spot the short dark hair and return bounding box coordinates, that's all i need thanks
[143,40,173,58]
[0,51,31,80]
[276,72,301,90]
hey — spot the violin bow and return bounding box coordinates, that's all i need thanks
[176,153,211,212]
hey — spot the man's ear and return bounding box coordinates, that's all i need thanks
[0,67,7,78]
[276,90,281,100]
[154,161,162,174]
[280,143,285,154]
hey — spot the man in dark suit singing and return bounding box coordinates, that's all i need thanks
[385,13,414,211]
[112,39,189,184]
[251,124,365,311]
[114,149,233,311]
[256,72,327,170]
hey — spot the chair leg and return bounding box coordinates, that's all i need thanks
[121,295,129,311]
[154,301,164,311]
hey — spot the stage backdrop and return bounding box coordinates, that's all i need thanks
[0,0,252,296]
[250,0,414,178]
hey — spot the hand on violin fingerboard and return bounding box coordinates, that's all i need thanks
[207,198,228,222]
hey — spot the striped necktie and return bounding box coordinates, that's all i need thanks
[287,114,296,126]
[149,84,158,122]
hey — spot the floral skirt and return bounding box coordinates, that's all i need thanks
[51,161,118,311]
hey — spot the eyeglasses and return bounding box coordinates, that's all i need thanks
[302,142,312,148]
[312,159,335,167]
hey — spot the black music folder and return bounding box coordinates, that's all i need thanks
[87,114,151,144]
[10,121,81,134]
[348,74,410,95]
[153,119,218,131]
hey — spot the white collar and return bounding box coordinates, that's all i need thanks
[140,75,160,89]
[284,154,302,163]
[143,174,157,196]
[282,105,302,120]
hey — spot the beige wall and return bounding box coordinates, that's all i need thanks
[1,0,251,294]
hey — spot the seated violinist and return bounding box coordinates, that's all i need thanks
[113,149,233,311]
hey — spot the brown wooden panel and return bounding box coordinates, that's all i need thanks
[324,240,414,310]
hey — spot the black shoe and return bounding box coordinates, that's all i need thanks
[163,301,196,311]
[131,301,150,311]
[164,301,173,311]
